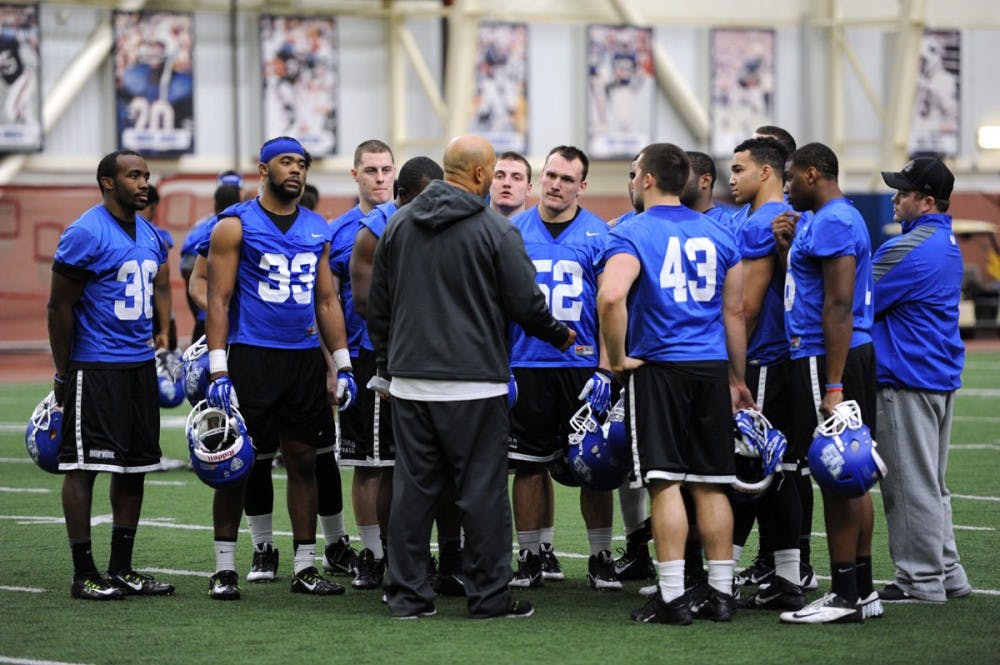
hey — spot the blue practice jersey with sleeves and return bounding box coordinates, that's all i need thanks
[872,214,963,391]
[54,205,168,363]
[784,197,873,359]
[604,204,741,363]
[193,213,223,258]
[734,200,793,366]
[705,205,737,236]
[509,206,608,368]
[360,200,398,239]
[150,223,174,249]
[181,215,213,259]
[226,199,330,349]
[329,205,370,355]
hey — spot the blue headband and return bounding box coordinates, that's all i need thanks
[217,172,243,188]
[259,137,306,164]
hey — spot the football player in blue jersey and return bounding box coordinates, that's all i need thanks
[600,142,754,625]
[48,150,175,600]
[141,184,179,352]
[489,151,533,218]
[507,145,620,591]
[203,136,355,600]
[726,137,810,610]
[774,143,878,624]
[681,151,736,236]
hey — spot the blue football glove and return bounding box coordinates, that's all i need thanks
[337,370,357,411]
[762,427,788,477]
[206,375,239,415]
[577,369,613,415]
[507,373,518,410]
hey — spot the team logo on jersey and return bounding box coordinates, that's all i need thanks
[574,345,595,356]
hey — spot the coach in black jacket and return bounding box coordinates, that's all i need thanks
[368,134,575,620]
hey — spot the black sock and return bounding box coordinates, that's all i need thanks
[107,526,136,574]
[70,538,98,578]
[831,561,858,603]
[855,556,874,597]
[799,535,812,566]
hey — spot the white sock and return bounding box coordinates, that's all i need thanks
[214,540,236,574]
[618,484,648,535]
[587,527,613,556]
[517,529,541,555]
[732,544,744,565]
[656,560,685,602]
[707,559,735,596]
[294,542,316,575]
[358,524,383,559]
[245,514,273,548]
[539,526,554,546]
[319,511,346,545]
[774,548,801,585]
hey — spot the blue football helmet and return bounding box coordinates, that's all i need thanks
[604,397,627,455]
[156,348,185,408]
[181,336,211,407]
[807,400,887,498]
[731,408,786,498]
[566,402,629,491]
[25,391,63,474]
[185,401,255,489]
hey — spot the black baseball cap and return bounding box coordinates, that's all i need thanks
[881,157,954,201]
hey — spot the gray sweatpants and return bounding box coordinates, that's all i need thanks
[876,387,970,601]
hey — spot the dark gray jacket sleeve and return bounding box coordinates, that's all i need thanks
[367,231,391,376]
[496,226,570,348]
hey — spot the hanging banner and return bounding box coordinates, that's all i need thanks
[909,30,960,156]
[586,25,654,160]
[0,3,42,152]
[113,11,195,157]
[710,29,775,157]
[260,16,338,157]
[470,22,528,155]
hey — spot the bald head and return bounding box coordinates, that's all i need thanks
[443,134,496,197]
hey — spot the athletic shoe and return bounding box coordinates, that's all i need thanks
[741,575,805,610]
[539,543,565,581]
[478,599,535,619]
[639,583,658,597]
[509,549,543,589]
[690,586,735,622]
[800,562,819,591]
[433,546,465,597]
[588,550,623,591]
[352,548,385,590]
[613,539,656,581]
[779,592,863,624]
[323,535,358,576]
[735,553,775,586]
[290,566,346,595]
[71,573,126,601]
[394,606,437,620]
[858,591,884,619]
[631,592,693,625]
[947,585,973,599]
[246,543,279,583]
[877,583,922,603]
[208,570,240,601]
[107,569,175,596]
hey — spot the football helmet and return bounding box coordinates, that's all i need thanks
[156,348,185,408]
[566,402,629,491]
[604,397,627,455]
[25,391,63,474]
[731,408,786,498]
[185,401,255,489]
[807,400,887,498]
[547,453,582,488]
[181,336,211,406]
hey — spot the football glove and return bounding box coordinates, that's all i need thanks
[336,370,357,411]
[577,369,613,415]
[206,375,239,415]
[366,374,391,397]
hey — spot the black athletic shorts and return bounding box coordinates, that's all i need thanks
[338,347,394,466]
[745,358,797,470]
[508,366,594,463]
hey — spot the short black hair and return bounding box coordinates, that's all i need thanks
[354,139,394,168]
[790,142,839,180]
[396,156,443,200]
[145,184,160,206]
[498,151,532,183]
[639,143,690,196]
[96,150,143,188]
[733,137,789,173]
[545,145,590,181]
[300,183,320,211]
[755,125,797,155]
[685,151,717,185]
[214,184,242,214]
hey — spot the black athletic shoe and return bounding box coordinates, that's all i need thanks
[539,543,565,581]
[247,543,279,583]
[613,538,656,581]
[433,546,466,597]
[588,550,623,591]
[394,606,437,620]
[323,535,358,576]
[631,593,693,625]
[290,566,345,595]
[735,553,775,586]
[477,599,535,619]
[71,573,126,601]
[208,570,240,601]
[741,575,806,611]
[107,569,175,596]
[690,586,736,622]
[352,548,385,590]
[509,549,543,589]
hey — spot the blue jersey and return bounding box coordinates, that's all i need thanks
[225,199,331,349]
[784,198,873,359]
[872,214,963,391]
[509,206,608,368]
[150,224,174,249]
[193,214,221,258]
[605,205,741,363]
[329,205,370,355]
[360,200,398,239]
[181,215,213,259]
[705,205,737,236]
[54,205,169,363]
[734,200,793,366]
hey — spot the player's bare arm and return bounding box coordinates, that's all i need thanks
[349,227,378,319]
[819,254,856,417]
[741,255,775,340]
[46,271,85,405]
[152,261,171,350]
[721,261,755,411]
[205,216,242,375]
[188,254,208,312]
[597,253,644,384]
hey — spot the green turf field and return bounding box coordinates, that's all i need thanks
[1,355,999,664]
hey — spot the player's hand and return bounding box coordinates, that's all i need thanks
[337,369,357,411]
[207,375,239,415]
[610,357,645,385]
[558,327,578,353]
[578,369,614,415]
[819,389,844,419]
[53,375,65,408]
[730,382,756,412]
[367,374,391,400]
[771,211,800,252]
[762,427,787,477]
[154,332,170,350]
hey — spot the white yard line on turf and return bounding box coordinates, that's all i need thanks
[0,487,50,493]
[0,657,91,665]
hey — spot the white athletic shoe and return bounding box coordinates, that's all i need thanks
[779,592,863,624]
[858,591,884,619]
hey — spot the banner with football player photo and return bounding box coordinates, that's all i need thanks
[909,30,960,156]
[470,22,528,154]
[709,29,775,157]
[0,3,42,152]
[260,15,338,158]
[113,11,194,157]
[586,25,654,160]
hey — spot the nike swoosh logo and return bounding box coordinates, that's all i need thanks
[585,231,601,236]
[311,233,325,238]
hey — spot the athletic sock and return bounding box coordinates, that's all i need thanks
[774,548,801,585]
[539,526,554,546]
[732,544,744,565]
[587,527,613,556]
[214,539,237,573]
[107,525,136,574]
[319,511,347,545]
[831,560,859,603]
[358,524,383,559]
[246,513,273,549]
[70,538,98,577]
[856,555,874,597]
[656,560,685,602]
[516,529,541,556]
[707,559,735,596]
[293,541,316,575]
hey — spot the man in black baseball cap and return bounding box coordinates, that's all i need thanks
[881,157,954,207]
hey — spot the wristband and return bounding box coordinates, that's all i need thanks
[824,383,843,392]
[595,368,614,380]
[333,348,351,372]
[209,349,228,374]
[53,373,65,385]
